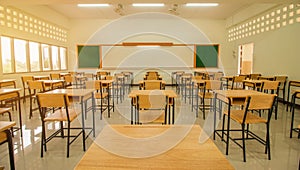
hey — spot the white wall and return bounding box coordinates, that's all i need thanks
[68,13,229,82]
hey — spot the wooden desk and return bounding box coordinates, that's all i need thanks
[46,89,95,148]
[75,125,234,170]
[0,121,16,170]
[0,89,22,137]
[33,75,49,80]
[37,80,65,89]
[286,80,300,111]
[213,89,266,155]
[129,90,177,124]
[0,79,16,88]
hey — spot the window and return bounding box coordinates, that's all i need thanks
[41,44,50,71]
[1,36,67,73]
[14,38,28,72]
[1,36,13,73]
[51,46,59,70]
[29,41,40,71]
[60,47,67,70]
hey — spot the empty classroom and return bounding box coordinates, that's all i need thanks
[0,1,299,170]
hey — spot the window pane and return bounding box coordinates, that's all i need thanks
[51,46,59,70]
[1,36,13,73]
[60,47,67,69]
[29,42,40,71]
[14,39,28,72]
[41,44,50,71]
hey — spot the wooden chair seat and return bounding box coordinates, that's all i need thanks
[224,110,267,124]
[198,92,214,99]
[44,109,78,122]
[95,92,108,99]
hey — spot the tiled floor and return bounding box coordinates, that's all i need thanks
[0,86,299,170]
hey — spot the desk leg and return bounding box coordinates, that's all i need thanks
[5,129,15,170]
[286,84,291,111]
[130,98,133,125]
[290,93,296,138]
[92,93,95,137]
[213,95,216,140]
[81,96,86,151]
[17,94,23,137]
[225,103,231,155]
[172,99,175,124]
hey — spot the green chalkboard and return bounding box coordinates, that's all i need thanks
[195,45,219,68]
[77,45,100,68]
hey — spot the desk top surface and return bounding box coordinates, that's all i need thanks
[75,125,234,170]
[0,121,16,132]
[0,79,16,83]
[129,90,177,98]
[0,88,21,94]
[46,89,95,96]
[215,89,265,98]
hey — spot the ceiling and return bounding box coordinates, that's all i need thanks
[1,0,297,19]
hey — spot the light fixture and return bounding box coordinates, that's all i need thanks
[122,42,173,46]
[77,4,110,7]
[114,4,125,16]
[169,4,179,15]
[185,3,219,7]
[132,3,165,7]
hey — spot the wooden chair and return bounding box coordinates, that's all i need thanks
[21,76,34,103]
[261,81,280,119]
[36,93,82,158]
[136,93,167,124]
[222,94,276,162]
[85,80,111,119]
[197,80,222,119]
[143,80,162,90]
[27,80,46,119]
[231,75,247,90]
[275,75,288,103]
[64,75,78,89]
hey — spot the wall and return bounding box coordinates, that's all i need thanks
[0,4,70,90]
[68,14,229,82]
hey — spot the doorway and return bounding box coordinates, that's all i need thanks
[238,43,254,74]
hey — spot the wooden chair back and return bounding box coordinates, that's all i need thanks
[27,81,46,93]
[137,93,166,109]
[262,81,280,93]
[37,93,69,108]
[50,73,61,80]
[205,80,222,91]
[144,80,162,90]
